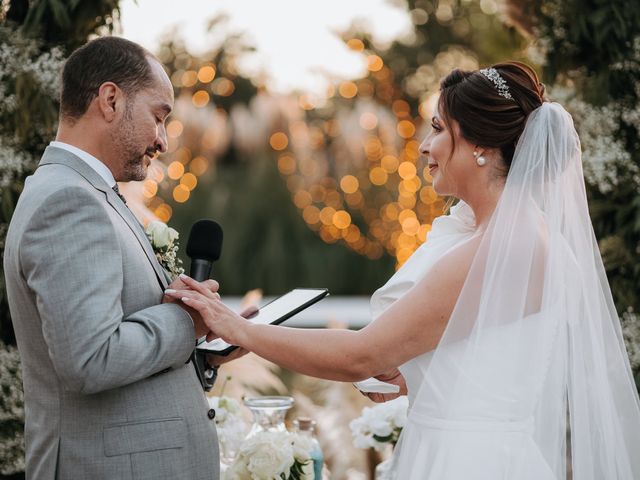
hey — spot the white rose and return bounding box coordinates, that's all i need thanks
[241,432,294,479]
[224,456,252,480]
[167,226,179,244]
[369,416,393,438]
[146,220,172,248]
[290,433,312,462]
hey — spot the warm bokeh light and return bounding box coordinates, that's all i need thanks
[277,154,296,174]
[401,217,420,235]
[397,120,416,138]
[197,65,216,83]
[192,90,210,107]
[369,167,388,186]
[293,190,312,209]
[155,203,172,223]
[420,186,438,204]
[189,156,208,176]
[367,55,384,72]
[302,205,320,224]
[319,206,337,226]
[398,161,417,179]
[167,161,185,180]
[142,179,158,198]
[346,38,365,51]
[180,172,197,191]
[173,184,190,203]
[181,70,198,88]
[381,154,399,173]
[340,175,359,194]
[167,120,184,138]
[392,100,410,118]
[359,112,378,130]
[333,210,352,229]
[270,132,289,151]
[211,77,235,96]
[339,81,358,99]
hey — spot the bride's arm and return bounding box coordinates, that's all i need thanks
[167,236,480,382]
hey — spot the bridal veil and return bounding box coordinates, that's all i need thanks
[392,102,640,479]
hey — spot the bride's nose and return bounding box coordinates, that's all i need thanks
[419,137,430,156]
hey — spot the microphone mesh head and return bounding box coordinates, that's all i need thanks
[186,220,223,261]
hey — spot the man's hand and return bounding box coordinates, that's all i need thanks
[162,276,220,338]
[163,277,219,304]
[362,368,407,403]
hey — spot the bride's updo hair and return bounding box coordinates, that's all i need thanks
[438,61,545,173]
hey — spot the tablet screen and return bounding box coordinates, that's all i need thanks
[196,288,328,354]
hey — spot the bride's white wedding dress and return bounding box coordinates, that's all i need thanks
[369,104,640,479]
[372,202,557,478]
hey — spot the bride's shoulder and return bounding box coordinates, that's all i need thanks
[417,233,483,289]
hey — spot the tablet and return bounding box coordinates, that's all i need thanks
[196,288,329,356]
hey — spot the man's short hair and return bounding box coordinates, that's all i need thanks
[60,37,156,120]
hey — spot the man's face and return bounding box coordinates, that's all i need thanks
[112,59,173,182]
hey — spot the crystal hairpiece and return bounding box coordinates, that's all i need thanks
[479,67,513,100]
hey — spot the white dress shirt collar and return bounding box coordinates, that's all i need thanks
[49,141,117,188]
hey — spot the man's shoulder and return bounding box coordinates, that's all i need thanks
[11,164,105,236]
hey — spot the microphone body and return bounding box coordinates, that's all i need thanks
[185,219,224,392]
[190,258,212,282]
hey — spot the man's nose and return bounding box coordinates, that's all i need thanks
[155,125,168,153]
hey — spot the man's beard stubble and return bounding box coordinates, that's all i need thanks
[112,104,149,182]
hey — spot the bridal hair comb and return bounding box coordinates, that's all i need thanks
[479,67,513,100]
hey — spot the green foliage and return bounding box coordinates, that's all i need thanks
[0,0,122,344]
[0,341,24,476]
[530,0,640,317]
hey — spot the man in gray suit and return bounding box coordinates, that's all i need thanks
[4,37,225,479]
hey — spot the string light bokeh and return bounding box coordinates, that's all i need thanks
[136,12,481,268]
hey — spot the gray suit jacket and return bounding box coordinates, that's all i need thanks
[4,146,219,479]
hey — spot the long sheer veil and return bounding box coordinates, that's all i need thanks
[404,102,640,478]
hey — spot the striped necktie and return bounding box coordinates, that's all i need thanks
[112,184,127,205]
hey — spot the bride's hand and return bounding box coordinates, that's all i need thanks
[363,368,408,403]
[163,275,249,344]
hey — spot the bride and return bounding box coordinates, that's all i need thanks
[167,62,640,478]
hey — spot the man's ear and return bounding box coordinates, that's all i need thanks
[97,82,119,122]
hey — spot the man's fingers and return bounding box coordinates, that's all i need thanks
[202,279,220,293]
[178,274,217,299]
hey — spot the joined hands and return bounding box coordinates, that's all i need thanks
[163,274,254,352]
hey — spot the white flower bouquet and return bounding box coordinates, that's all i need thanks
[145,220,184,278]
[224,430,314,480]
[207,396,248,460]
[349,396,408,451]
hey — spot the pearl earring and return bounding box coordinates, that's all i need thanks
[473,150,486,167]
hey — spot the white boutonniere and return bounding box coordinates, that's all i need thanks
[145,220,184,279]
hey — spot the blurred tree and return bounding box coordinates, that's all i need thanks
[0,2,123,476]
[148,28,398,295]
[0,0,121,343]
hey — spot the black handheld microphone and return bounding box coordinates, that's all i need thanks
[186,220,223,281]
[185,219,223,392]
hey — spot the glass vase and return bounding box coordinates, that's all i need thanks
[242,395,295,439]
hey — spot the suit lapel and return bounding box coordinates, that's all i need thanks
[39,147,169,290]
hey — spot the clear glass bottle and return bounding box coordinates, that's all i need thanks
[242,396,294,439]
[293,417,324,480]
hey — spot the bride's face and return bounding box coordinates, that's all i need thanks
[419,108,476,197]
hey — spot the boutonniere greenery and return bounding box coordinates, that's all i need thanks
[145,220,184,279]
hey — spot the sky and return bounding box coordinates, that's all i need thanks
[119,0,412,94]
